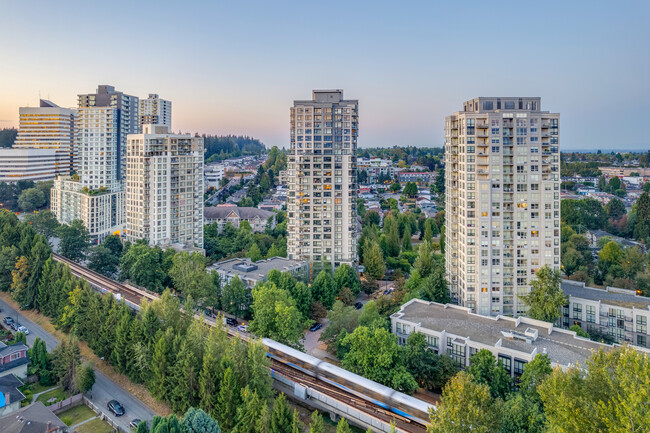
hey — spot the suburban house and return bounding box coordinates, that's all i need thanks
[0,401,66,433]
[0,342,29,379]
[204,205,275,233]
[0,374,25,417]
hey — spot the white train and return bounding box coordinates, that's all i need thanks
[263,338,435,426]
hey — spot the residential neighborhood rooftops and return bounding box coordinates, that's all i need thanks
[392,299,613,368]
[204,206,274,221]
[0,401,66,433]
[562,281,650,310]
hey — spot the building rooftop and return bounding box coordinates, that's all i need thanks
[0,401,66,433]
[562,281,650,310]
[209,257,306,281]
[393,299,612,368]
[0,375,25,407]
[204,206,274,221]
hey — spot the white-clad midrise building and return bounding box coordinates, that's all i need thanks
[0,148,58,183]
[139,94,171,128]
[445,97,560,317]
[287,90,358,271]
[125,124,204,250]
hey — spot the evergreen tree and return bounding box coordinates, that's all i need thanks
[308,411,324,433]
[363,242,386,281]
[170,339,200,413]
[233,386,263,433]
[290,410,302,433]
[149,329,173,400]
[311,270,337,309]
[336,418,352,433]
[401,224,412,251]
[217,367,238,431]
[248,243,262,262]
[111,309,134,374]
[270,393,293,433]
[182,407,221,433]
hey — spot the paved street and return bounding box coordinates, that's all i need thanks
[0,298,156,432]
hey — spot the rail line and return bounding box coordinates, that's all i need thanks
[51,253,429,432]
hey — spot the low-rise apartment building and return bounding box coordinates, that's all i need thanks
[398,171,434,183]
[210,257,308,289]
[204,205,274,233]
[560,280,650,348]
[391,299,630,377]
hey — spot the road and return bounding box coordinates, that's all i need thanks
[0,298,156,432]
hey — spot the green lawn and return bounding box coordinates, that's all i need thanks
[35,387,70,405]
[57,404,96,426]
[74,417,115,433]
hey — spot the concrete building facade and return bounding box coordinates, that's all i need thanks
[0,149,59,182]
[139,93,171,128]
[14,100,76,175]
[287,90,358,269]
[560,280,650,349]
[445,97,560,316]
[125,125,204,249]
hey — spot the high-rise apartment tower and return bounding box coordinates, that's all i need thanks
[287,90,358,269]
[139,94,171,128]
[445,97,560,316]
[125,124,204,250]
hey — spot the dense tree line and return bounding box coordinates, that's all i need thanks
[428,346,649,433]
[204,217,287,263]
[0,128,17,148]
[203,135,265,163]
[0,180,52,211]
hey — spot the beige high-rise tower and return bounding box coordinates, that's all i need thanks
[287,90,358,270]
[445,97,560,316]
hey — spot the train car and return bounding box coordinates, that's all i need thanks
[263,338,434,425]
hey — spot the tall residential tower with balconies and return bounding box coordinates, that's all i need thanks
[287,90,358,270]
[445,97,560,316]
[139,94,171,128]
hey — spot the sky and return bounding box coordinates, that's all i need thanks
[1,0,649,150]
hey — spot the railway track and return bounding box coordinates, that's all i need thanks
[51,253,430,432]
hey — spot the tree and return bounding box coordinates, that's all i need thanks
[217,368,238,431]
[18,188,46,212]
[334,263,360,295]
[51,337,81,392]
[102,234,123,258]
[467,349,511,399]
[10,256,30,304]
[169,251,215,304]
[401,224,412,251]
[87,245,119,277]
[270,393,293,433]
[250,283,306,346]
[120,244,165,292]
[363,242,385,281]
[319,301,360,352]
[403,332,458,391]
[311,270,337,309]
[501,393,545,433]
[428,371,503,433]
[633,192,650,242]
[605,198,626,220]
[308,411,324,433]
[25,211,60,238]
[248,243,262,262]
[518,354,552,403]
[336,418,352,433]
[363,210,380,227]
[341,326,417,393]
[222,276,249,317]
[290,410,302,433]
[74,363,96,393]
[390,182,401,193]
[538,346,650,433]
[182,407,221,433]
[403,181,418,198]
[519,266,567,323]
[358,300,385,329]
[57,220,90,262]
[570,324,589,338]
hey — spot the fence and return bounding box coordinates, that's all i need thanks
[51,393,83,413]
[84,396,124,433]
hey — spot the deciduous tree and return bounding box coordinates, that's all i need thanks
[519,266,567,323]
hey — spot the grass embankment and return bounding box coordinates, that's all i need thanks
[0,291,172,417]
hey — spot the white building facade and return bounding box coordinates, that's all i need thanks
[139,94,171,128]
[0,149,59,182]
[124,125,204,250]
[445,97,561,316]
[287,90,358,269]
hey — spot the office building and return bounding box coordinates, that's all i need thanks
[560,280,650,348]
[390,299,647,376]
[286,90,358,269]
[445,97,560,316]
[139,93,171,128]
[14,100,76,175]
[52,85,138,243]
[124,124,204,250]
[0,149,58,182]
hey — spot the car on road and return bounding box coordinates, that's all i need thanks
[238,324,248,332]
[3,317,14,327]
[107,400,125,416]
[17,325,29,335]
[11,322,20,331]
[224,317,238,327]
[309,323,323,332]
[354,302,363,310]
[130,419,144,429]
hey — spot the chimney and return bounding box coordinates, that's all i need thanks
[4,392,9,404]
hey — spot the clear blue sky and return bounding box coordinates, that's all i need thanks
[1,0,649,150]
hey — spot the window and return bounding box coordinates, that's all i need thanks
[637,315,647,334]
[586,305,596,323]
[499,354,512,374]
[514,359,526,376]
[638,335,647,348]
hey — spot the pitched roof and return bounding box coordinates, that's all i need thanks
[0,402,66,433]
[0,374,25,406]
[204,206,274,221]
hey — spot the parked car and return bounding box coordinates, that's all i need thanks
[17,326,29,335]
[309,323,323,332]
[130,419,143,429]
[107,400,125,416]
[354,302,363,310]
[238,324,248,333]
[3,317,14,326]
[224,317,238,327]
[11,322,20,331]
